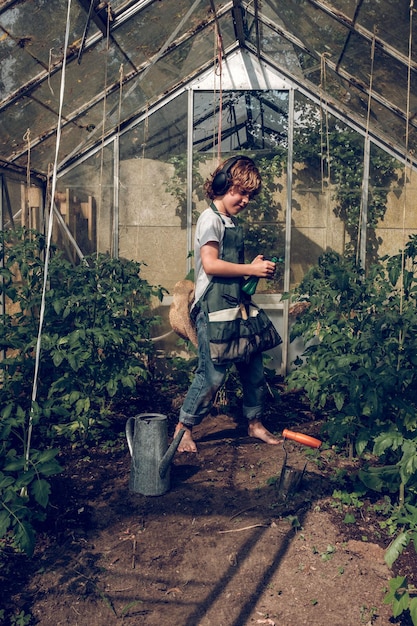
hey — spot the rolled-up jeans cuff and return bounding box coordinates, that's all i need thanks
[243,405,263,421]
[179,409,197,428]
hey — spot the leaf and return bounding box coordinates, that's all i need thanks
[343,513,356,524]
[1,403,13,420]
[409,597,417,626]
[15,469,36,488]
[395,591,411,618]
[52,351,65,367]
[0,473,15,489]
[333,391,345,411]
[3,458,26,472]
[385,532,410,567]
[14,520,36,557]
[358,468,384,492]
[388,262,401,287]
[384,575,408,603]
[0,510,11,537]
[68,390,81,405]
[106,377,118,397]
[37,459,62,477]
[31,478,51,508]
[355,431,370,457]
[373,432,403,456]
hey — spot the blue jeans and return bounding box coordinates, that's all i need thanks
[179,309,266,427]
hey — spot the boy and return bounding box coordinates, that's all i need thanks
[174,156,280,452]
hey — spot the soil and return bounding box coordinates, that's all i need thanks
[1,378,416,626]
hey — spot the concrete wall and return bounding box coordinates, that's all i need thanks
[376,167,417,257]
[119,158,188,293]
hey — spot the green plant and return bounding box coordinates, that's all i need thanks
[10,610,33,626]
[384,576,417,625]
[287,240,417,485]
[0,227,165,554]
[383,501,417,567]
[240,153,286,288]
[359,604,377,624]
[166,154,206,229]
[320,544,336,561]
[286,237,417,567]
[1,227,166,443]
[0,444,62,556]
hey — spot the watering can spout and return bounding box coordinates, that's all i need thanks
[159,428,185,479]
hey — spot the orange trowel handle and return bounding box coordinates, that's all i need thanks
[282,428,322,449]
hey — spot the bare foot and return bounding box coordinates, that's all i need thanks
[175,422,198,453]
[248,419,282,445]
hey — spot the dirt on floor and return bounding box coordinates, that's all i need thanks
[1,381,416,626]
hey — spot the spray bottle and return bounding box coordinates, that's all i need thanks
[242,256,281,296]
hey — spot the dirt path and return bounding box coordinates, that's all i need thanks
[3,410,403,626]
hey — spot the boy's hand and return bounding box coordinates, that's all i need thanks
[250,255,276,277]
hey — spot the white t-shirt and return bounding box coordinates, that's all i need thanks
[193,207,235,307]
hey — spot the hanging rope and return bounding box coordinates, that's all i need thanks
[211,26,218,160]
[117,63,124,136]
[216,25,223,163]
[356,30,376,266]
[47,48,55,96]
[208,0,223,164]
[319,53,331,193]
[319,53,332,251]
[398,0,414,323]
[23,129,31,230]
[98,4,111,257]
[25,0,73,470]
[139,101,149,203]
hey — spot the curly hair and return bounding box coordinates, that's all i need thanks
[204,157,262,200]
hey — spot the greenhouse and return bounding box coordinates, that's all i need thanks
[1,1,417,625]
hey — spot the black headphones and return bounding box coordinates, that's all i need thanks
[211,155,253,196]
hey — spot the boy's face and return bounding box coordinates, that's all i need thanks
[221,187,251,216]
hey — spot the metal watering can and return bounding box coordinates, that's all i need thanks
[125,413,185,496]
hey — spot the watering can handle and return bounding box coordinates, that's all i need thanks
[125,417,135,456]
[159,428,185,479]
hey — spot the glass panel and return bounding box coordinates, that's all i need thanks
[369,144,408,262]
[318,0,358,18]
[292,92,365,285]
[256,13,417,159]
[1,175,44,232]
[0,0,88,98]
[55,144,114,259]
[193,90,289,294]
[118,92,188,294]
[118,17,235,111]
[0,95,58,163]
[262,0,349,57]
[46,8,236,175]
[114,0,214,68]
[358,0,417,57]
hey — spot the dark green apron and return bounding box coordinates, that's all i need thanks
[198,204,282,364]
